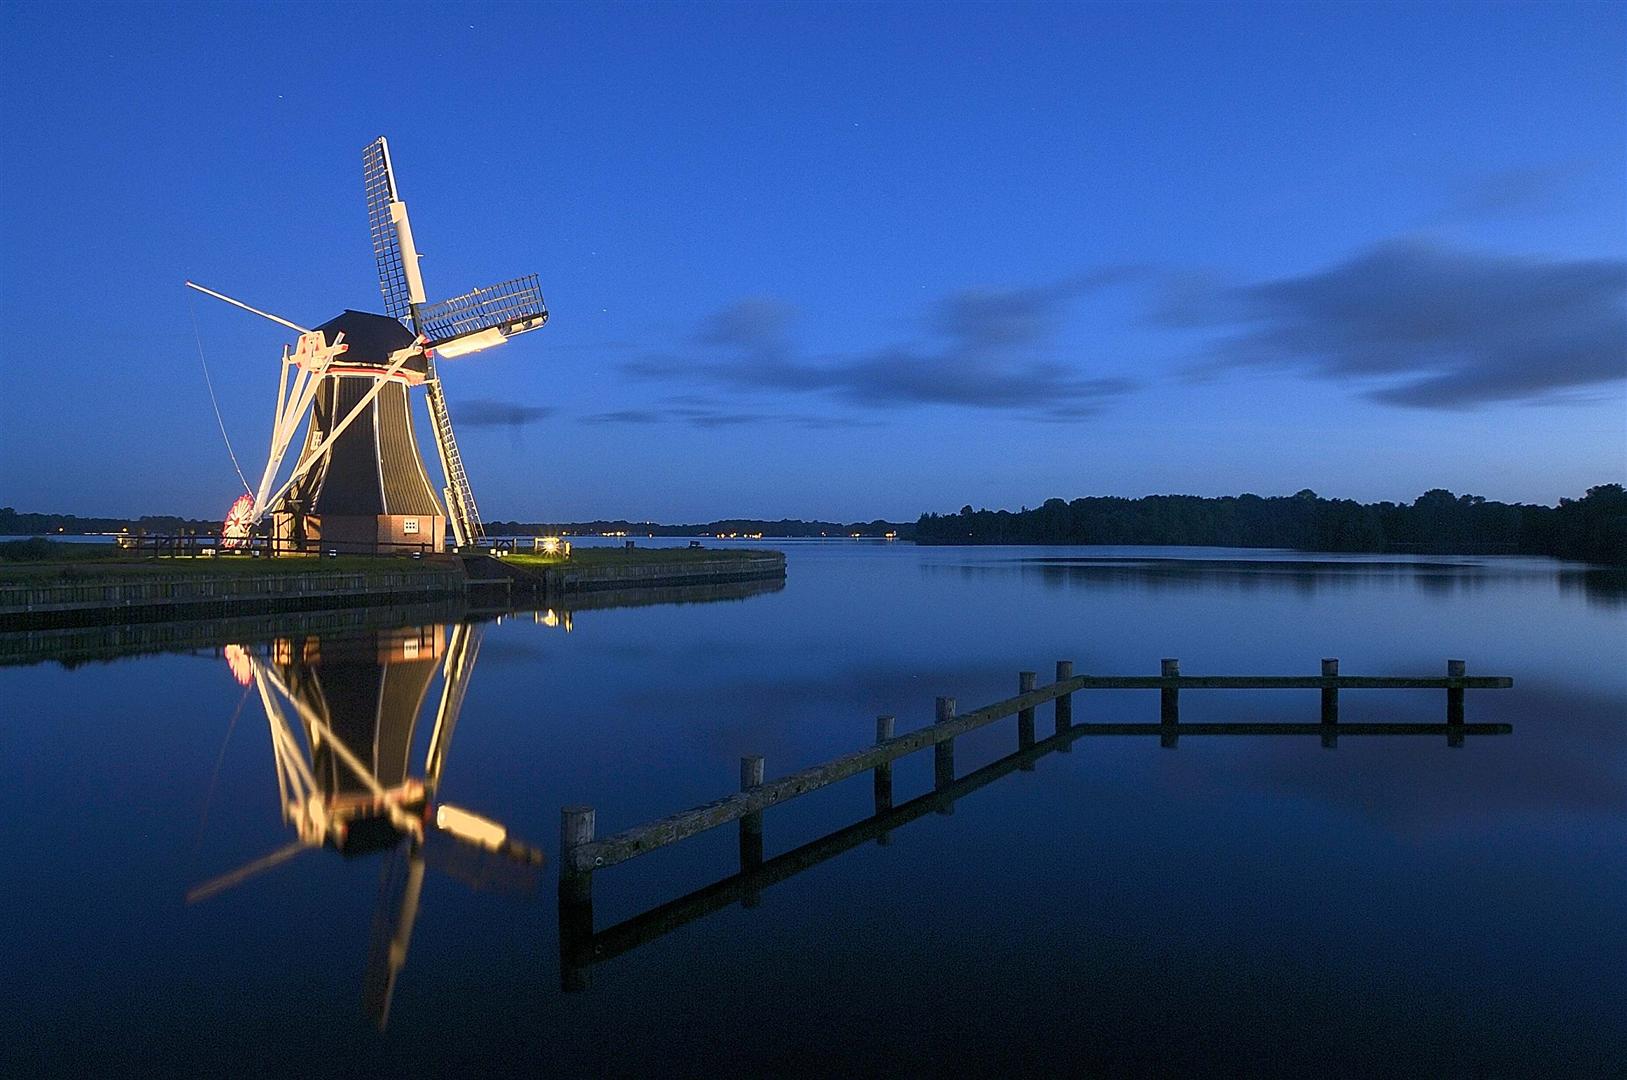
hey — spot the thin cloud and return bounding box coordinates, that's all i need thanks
[627,274,1139,418]
[580,403,875,429]
[454,400,556,428]
[1165,240,1627,409]
[1443,163,1591,220]
[581,409,664,424]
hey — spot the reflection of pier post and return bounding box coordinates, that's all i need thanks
[1447,659,1466,747]
[1054,660,1074,746]
[1160,659,1179,748]
[739,756,764,907]
[1017,671,1037,763]
[559,806,595,992]
[874,716,894,845]
[934,697,956,813]
[1321,658,1339,749]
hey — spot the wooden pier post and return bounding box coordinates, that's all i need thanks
[1017,671,1037,759]
[1446,659,1466,722]
[1055,660,1074,738]
[1160,659,1180,748]
[1321,658,1339,749]
[874,716,895,845]
[1447,659,1466,746]
[739,756,765,906]
[935,696,956,814]
[560,806,596,896]
[558,805,596,992]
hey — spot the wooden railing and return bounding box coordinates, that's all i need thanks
[561,657,1512,875]
[112,533,434,558]
[558,704,1513,988]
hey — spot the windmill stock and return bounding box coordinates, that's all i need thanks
[187,136,549,553]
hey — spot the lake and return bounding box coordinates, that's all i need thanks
[1,542,1622,1077]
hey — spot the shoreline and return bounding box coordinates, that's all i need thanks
[0,548,787,631]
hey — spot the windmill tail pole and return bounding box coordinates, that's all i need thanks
[185,281,310,335]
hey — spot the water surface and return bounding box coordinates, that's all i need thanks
[2,542,1622,1076]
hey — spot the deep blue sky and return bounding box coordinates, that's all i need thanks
[1,1,1622,522]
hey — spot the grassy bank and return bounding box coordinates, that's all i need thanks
[0,539,444,583]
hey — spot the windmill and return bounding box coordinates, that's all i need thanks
[189,136,548,553]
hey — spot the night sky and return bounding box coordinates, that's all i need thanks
[1,1,1622,523]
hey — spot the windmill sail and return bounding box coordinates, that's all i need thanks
[418,275,549,357]
[363,138,422,322]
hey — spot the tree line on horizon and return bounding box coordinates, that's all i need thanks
[0,507,911,542]
[0,509,217,536]
[914,485,1626,564]
[6,485,1622,563]
[481,517,908,539]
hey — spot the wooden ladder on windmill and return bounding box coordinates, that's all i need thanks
[425,370,483,546]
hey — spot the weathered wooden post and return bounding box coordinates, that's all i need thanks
[739,755,765,906]
[1017,671,1037,758]
[874,716,895,845]
[558,806,596,992]
[560,806,596,895]
[935,696,956,814]
[1160,658,1180,748]
[1321,658,1339,749]
[1055,660,1074,738]
[1446,659,1466,722]
[1447,659,1466,746]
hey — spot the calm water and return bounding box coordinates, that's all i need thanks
[1,543,1623,1077]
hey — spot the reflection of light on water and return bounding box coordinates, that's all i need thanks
[536,609,573,631]
[436,804,507,850]
[223,643,253,686]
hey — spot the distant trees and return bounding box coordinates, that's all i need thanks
[0,506,918,543]
[915,484,1626,564]
[481,517,913,539]
[0,508,216,536]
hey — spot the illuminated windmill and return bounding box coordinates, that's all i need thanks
[190,136,548,552]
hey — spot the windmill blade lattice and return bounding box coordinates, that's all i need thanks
[419,275,548,349]
[363,139,418,323]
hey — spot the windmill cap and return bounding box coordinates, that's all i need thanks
[314,310,428,382]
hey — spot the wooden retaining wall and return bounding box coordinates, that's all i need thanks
[547,551,786,594]
[0,563,465,629]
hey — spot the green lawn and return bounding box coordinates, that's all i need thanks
[0,539,452,583]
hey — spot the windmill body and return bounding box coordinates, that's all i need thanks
[192,136,548,554]
[273,311,448,554]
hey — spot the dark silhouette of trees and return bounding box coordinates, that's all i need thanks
[916,484,1625,564]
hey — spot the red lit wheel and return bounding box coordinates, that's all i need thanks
[222,494,255,550]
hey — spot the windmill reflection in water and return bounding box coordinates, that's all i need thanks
[192,621,543,1028]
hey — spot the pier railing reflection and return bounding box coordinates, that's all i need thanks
[559,657,1513,990]
[561,711,1514,988]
